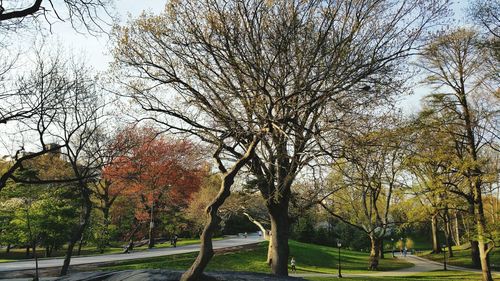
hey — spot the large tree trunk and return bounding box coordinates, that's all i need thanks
[431,213,441,254]
[267,200,290,276]
[180,174,240,281]
[180,138,258,281]
[60,189,92,276]
[369,236,381,270]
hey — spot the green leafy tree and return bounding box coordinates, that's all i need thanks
[417,28,499,281]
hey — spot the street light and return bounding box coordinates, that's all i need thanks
[442,244,447,271]
[337,241,342,278]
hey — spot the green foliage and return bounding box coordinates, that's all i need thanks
[0,167,79,257]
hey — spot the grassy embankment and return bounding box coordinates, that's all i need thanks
[420,244,500,272]
[0,238,215,262]
[101,240,492,280]
[101,240,412,273]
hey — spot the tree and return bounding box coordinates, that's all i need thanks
[418,28,499,281]
[0,49,72,192]
[320,117,411,270]
[405,110,470,255]
[113,0,449,279]
[104,128,205,248]
[6,55,113,276]
[0,0,113,34]
[469,0,500,40]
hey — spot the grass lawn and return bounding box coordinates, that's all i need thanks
[420,245,500,272]
[0,237,219,262]
[305,270,489,281]
[0,246,124,262]
[101,240,413,274]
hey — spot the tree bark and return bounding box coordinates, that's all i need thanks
[77,236,84,256]
[474,182,493,281]
[267,200,290,276]
[148,205,155,249]
[60,189,92,276]
[369,236,381,270]
[267,233,273,265]
[431,213,441,254]
[242,212,271,264]
[180,137,259,281]
[379,239,385,259]
[454,212,461,246]
[6,244,10,253]
[443,208,454,257]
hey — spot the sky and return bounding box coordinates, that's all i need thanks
[0,0,473,155]
[39,0,469,113]
[12,0,471,109]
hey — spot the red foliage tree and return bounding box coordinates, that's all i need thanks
[104,127,205,247]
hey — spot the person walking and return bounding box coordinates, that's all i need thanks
[173,235,178,247]
[290,256,296,273]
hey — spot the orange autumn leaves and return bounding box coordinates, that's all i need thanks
[103,127,206,224]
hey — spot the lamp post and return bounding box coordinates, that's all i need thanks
[337,241,342,278]
[442,244,447,271]
[391,238,395,258]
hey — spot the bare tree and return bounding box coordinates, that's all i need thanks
[0,50,70,191]
[5,55,110,276]
[113,0,449,279]
[469,0,500,39]
[0,0,113,34]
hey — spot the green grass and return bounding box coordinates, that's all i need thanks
[305,270,490,281]
[421,245,500,272]
[0,237,218,262]
[0,246,124,262]
[134,238,223,250]
[101,240,413,274]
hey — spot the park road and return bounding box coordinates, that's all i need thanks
[0,234,263,273]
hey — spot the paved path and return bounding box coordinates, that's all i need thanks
[294,253,500,279]
[0,235,263,273]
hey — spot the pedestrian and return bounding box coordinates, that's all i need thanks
[403,246,407,257]
[244,232,247,238]
[290,256,296,273]
[173,234,178,247]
